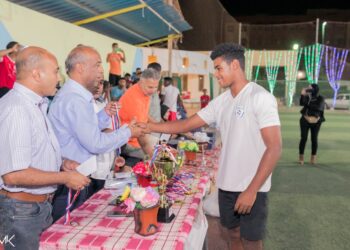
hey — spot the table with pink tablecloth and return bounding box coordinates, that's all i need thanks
[39,151,219,250]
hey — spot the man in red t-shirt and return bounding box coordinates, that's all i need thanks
[0,41,20,98]
[200,88,210,108]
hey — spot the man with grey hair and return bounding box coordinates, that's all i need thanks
[0,46,90,249]
[48,45,146,221]
[119,68,160,160]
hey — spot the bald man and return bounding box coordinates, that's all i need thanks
[0,47,90,250]
[48,46,145,221]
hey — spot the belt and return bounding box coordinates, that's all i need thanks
[0,189,54,203]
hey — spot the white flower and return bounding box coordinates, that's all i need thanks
[130,187,146,202]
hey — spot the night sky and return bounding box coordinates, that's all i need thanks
[219,0,350,21]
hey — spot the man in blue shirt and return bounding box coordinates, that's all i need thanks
[48,46,145,221]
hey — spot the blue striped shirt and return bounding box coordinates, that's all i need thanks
[48,79,131,164]
[0,83,62,194]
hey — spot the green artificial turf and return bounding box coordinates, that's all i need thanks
[265,108,350,250]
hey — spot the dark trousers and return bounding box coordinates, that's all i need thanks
[299,116,322,155]
[51,185,89,222]
[51,179,106,222]
[0,87,10,98]
[87,178,105,198]
[109,73,121,87]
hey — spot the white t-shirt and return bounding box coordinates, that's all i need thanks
[161,85,180,112]
[197,82,280,192]
[92,100,116,180]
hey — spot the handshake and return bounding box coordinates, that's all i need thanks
[128,119,152,138]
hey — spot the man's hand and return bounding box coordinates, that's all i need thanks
[61,159,79,172]
[234,189,257,215]
[104,101,119,116]
[64,171,91,191]
[129,118,146,138]
[136,122,151,133]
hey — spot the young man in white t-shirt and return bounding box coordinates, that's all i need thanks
[161,77,180,121]
[144,43,282,249]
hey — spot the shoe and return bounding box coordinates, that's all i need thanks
[299,155,304,165]
[310,155,317,164]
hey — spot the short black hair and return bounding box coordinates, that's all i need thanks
[147,62,162,73]
[6,41,18,50]
[163,77,173,85]
[210,43,245,70]
[124,73,131,77]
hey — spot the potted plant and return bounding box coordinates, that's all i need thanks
[123,186,160,236]
[178,140,199,161]
[133,161,153,187]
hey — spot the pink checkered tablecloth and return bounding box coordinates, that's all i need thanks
[39,150,219,250]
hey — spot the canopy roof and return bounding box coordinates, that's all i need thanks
[9,0,192,45]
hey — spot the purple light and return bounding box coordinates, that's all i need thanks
[325,46,349,108]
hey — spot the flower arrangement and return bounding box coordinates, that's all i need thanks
[178,140,199,161]
[123,186,160,213]
[178,140,199,152]
[133,161,154,187]
[133,161,152,176]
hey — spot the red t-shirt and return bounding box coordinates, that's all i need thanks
[0,55,16,89]
[200,94,210,108]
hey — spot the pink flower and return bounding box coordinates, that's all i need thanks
[133,162,151,176]
[124,197,136,213]
[130,187,146,202]
[140,187,159,207]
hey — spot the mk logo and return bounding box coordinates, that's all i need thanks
[0,235,15,247]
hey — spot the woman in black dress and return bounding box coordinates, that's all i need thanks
[299,84,325,165]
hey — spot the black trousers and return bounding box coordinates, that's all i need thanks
[299,116,322,155]
[109,73,121,87]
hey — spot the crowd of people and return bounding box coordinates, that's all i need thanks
[0,42,284,250]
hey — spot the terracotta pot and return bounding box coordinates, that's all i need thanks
[136,175,152,187]
[133,205,159,236]
[185,151,196,161]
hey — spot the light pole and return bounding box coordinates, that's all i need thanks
[322,22,327,44]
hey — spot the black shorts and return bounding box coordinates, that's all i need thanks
[218,189,268,241]
[109,73,121,87]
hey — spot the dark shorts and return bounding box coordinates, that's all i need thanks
[218,189,268,241]
[109,73,121,87]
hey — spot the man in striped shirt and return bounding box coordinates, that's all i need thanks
[0,46,90,250]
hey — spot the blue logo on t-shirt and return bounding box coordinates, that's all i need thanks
[235,105,244,119]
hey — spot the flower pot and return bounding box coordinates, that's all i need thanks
[136,175,152,187]
[133,205,159,236]
[184,151,196,161]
